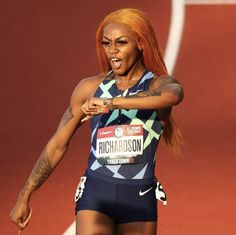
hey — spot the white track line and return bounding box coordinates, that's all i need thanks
[63,221,75,235]
[185,0,236,4]
[164,0,185,74]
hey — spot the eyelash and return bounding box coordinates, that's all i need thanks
[101,40,128,46]
[101,41,109,45]
[117,41,127,45]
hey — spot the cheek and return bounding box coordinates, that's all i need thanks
[124,48,140,62]
[102,47,109,57]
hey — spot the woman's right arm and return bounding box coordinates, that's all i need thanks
[9,76,101,230]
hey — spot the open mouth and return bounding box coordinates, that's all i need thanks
[110,58,122,69]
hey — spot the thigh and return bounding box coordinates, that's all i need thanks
[117,221,157,235]
[76,210,116,235]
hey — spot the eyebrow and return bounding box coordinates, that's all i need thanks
[102,36,128,41]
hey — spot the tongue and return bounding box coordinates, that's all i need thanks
[113,60,121,69]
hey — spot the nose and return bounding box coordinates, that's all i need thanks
[108,44,119,54]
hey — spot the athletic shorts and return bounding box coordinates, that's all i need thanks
[74,171,165,224]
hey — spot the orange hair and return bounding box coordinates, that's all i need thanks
[96,8,183,154]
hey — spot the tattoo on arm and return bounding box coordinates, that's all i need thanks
[61,107,74,126]
[30,148,52,191]
[126,81,183,99]
[29,107,74,190]
[126,89,162,98]
[21,108,75,197]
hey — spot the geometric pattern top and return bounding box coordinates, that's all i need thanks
[87,71,163,180]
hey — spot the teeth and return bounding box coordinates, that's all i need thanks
[110,58,121,69]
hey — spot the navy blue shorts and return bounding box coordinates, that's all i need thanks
[75,171,158,224]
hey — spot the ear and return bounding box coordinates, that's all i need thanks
[136,39,143,51]
[138,43,142,51]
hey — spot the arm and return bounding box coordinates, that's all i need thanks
[17,106,83,201]
[9,76,100,230]
[111,76,184,110]
[82,76,184,118]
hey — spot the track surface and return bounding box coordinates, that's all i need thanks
[0,1,235,234]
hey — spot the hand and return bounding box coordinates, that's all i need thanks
[81,97,109,122]
[10,199,32,232]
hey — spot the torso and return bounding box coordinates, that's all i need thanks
[86,71,163,180]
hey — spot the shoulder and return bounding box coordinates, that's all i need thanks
[78,74,104,88]
[71,74,105,105]
[150,75,180,89]
[155,75,180,85]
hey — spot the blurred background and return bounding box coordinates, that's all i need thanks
[0,0,235,234]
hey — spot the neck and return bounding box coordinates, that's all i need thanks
[115,68,147,83]
[114,62,146,83]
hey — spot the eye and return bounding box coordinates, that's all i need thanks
[101,40,110,46]
[117,40,127,45]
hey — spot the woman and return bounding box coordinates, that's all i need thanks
[10,8,184,235]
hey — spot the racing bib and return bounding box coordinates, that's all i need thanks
[96,124,144,165]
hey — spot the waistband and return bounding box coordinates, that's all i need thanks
[85,169,156,185]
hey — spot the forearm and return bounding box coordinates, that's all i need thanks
[111,83,184,110]
[18,143,67,203]
[18,107,81,202]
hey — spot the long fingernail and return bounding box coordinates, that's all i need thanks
[81,116,90,122]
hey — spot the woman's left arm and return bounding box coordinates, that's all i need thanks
[111,76,184,110]
[81,76,184,119]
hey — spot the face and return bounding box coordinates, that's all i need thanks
[102,22,143,76]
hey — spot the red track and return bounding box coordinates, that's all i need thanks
[0,1,235,234]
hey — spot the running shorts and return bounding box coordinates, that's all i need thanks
[74,171,166,224]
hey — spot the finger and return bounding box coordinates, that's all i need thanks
[85,100,90,112]
[15,220,25,230]
[81,102,92,114]
[17,221,28,230]
[81,106,97,115]
[22,207,32,226]
[88,108,109,116]
[89,110,101,116]
[81,106,87,114]
[18,229,21,235]
[87,106,99,112]
[17,207,33,229]
[17,222,25,230]
[95,107,109,114]
[91,107,110,115]
[81,106,109,121]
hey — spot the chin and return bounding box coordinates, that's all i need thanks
[113,68,130,77]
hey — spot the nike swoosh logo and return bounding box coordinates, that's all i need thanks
[139,186,153,196]
[129,89,143,96]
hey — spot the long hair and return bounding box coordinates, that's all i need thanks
[96,8,183,154]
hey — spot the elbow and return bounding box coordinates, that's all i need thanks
[50,144,68,168]
[160,82,184,106]
[54,145,68,157]
[176,86,184,104]
[47,138,69,164]
[164,88,183,107]
[173,85,184,105]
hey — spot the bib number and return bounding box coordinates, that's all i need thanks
[96,124,144,165]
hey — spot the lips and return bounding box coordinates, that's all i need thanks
[110,58,122,69]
